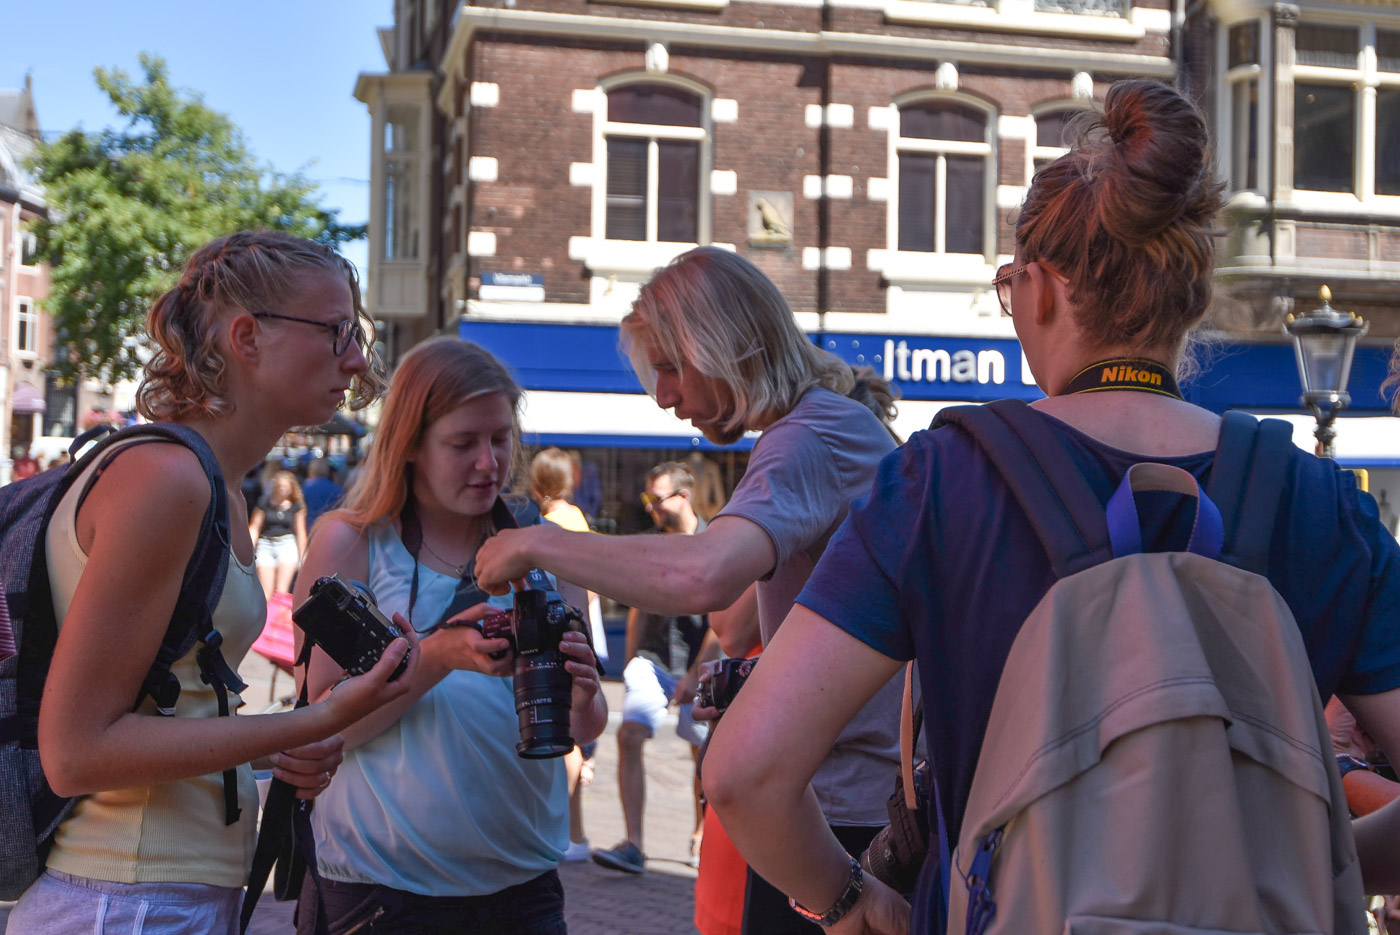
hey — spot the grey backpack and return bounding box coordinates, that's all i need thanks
[930,401,1366,935]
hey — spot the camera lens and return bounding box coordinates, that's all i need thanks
[514,650,575,759]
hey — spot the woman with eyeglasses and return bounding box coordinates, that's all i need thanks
[292,336,606,935]
[10,231,412,934]
[700,79,1400,933]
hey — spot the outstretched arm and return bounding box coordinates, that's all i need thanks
[475,515,775,617]
[1340,687,1400,893]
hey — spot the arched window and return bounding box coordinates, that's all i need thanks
[895,101,991,255]
[604,84,705,243]
[1031,105,1090,177]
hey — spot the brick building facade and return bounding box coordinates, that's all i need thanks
[355,0,1400,522]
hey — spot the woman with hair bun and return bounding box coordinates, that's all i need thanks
[9,231,412,933]
[701,79,1400,932]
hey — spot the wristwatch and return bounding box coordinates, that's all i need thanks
[1337,753,1374,779]
[790,855,865,928]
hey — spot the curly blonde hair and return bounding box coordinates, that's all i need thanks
[137,230,387,421]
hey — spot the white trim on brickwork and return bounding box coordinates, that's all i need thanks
[445,8,1176,75]
[467,231,497,256]
[881,0,1146,39]
[711,170,738,195]
[468,156,498,182]
[802,247,853,270]
[711,98,739,122]
[470,82,500,108]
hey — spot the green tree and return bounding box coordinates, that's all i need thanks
[30,54,364,383]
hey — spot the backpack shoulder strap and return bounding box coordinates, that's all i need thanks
[1205,412,1294,575]
[933,399,1112,577]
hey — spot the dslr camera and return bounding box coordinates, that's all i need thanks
[696,657,757,712]
[293,575,410,681]
[477,567,588,760]
[860,760,931,894]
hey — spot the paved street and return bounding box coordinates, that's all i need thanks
[0,659,702,935]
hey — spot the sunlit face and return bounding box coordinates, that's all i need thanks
[644,338,732,445]
[272,477,294,501]
[257,270,369,426]
[644,475,689,532]
[410,393,515,519]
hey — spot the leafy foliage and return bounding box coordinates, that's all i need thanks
[29,54,364,382]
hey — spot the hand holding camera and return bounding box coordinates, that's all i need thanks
[693,657,757,722]
[426,603,514,678]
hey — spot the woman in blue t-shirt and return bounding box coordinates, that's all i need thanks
[293,337,607,935]
[700,79,1400,932]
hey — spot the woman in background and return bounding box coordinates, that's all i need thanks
[249,468,307,598]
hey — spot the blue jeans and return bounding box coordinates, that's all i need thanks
[8,869,241,935]
[298,869,567,935]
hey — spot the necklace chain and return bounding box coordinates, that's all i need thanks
[418,536,470,578]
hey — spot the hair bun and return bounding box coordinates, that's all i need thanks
[1095,80,1214,245]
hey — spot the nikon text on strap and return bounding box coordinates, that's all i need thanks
[1058,357,1182,400]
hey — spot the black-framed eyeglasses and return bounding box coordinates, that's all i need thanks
[993,264,1026,318]
[641,489,682,510]
[253,312,366,356]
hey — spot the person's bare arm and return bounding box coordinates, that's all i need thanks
[294,509,308,561]
[1340,687,1400,892]
[475,515,776,616]
[707,582,761,658]
[625,607,642,664]
[704,605,908,933]
[249,507,265,541]
[38,445,410,796]
[1343,769,1400,817]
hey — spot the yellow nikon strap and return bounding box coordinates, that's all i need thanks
[1059,357,1183,400]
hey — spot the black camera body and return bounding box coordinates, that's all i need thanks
[696,657,757,712]
[479,568,586,760]
[293,575,409,681]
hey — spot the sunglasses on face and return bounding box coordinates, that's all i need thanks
[253,312,366,356]
[641,490,682,510]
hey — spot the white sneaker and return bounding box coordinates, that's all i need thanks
[563,839,592,862]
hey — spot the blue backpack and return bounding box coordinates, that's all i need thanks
[0,423,247,899]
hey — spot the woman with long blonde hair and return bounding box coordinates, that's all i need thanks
[294,336,607,935]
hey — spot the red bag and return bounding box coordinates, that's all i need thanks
[250,591,296,671]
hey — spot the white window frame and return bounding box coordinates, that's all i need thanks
[1282,16,1400,213]
[885,93,997,276]
[578,75,714,275]
[13,296,37,360]
[382,100,425,263]
[1028,102,1092,184]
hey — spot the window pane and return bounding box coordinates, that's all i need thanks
[898,153,937,252]
[17,305,31,353]
[1378,90,1400,195]
[1035,111,1076,149]
[657,139,699,243]
[1231,79,1258,190]
[1228,22,1260,68]
[1295,24,1357,68]
[384,158,418,259]
[1034,0,1125,16]
[945,155,985,254]
[607,85,702,127]
[901,104,985,143]
[387,105,418,153]
[606,137,648,241]
[1294,83,1354,192]
[1379,30,1400,73]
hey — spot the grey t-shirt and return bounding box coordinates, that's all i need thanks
[717,386,902,825]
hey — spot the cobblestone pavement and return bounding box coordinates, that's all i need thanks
[1,658,704,935]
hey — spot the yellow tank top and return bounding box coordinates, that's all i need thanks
[43,439,264,885]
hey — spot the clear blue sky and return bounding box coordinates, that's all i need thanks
[1,0,396,280]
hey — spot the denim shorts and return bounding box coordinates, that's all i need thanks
[255,533,298,567]
[8,868,242,935]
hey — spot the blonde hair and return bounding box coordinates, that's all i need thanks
[530,447,575,502]
[328,337,523,531]
[622,247,853,445]
[270,470,305,507]
[137,230,387,421]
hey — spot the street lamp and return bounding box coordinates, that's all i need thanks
[1283,285,1369,458]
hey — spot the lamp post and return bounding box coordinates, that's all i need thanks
[1283,286,1368,459]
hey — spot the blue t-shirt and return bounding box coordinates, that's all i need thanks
[798,409,1400,853]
